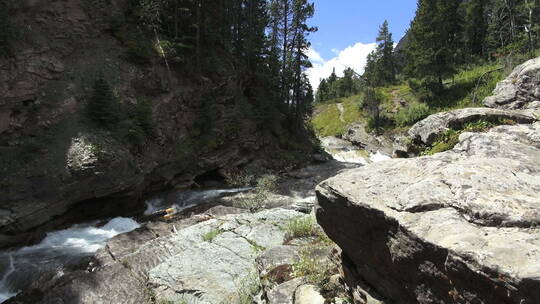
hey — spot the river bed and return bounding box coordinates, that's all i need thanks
[0,138,389,303]
[0,187,251,303]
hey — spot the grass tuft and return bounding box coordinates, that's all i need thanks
[202,229,223,242]
[223,271,261,304]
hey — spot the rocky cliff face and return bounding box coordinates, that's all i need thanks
[0,0,311,248]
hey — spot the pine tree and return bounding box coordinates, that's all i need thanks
[315,78,330,103]
[464,0,488,57]
[363,87,382,132]
[362,21,396,87]
[375,20,396,85]
[87,74,120,127]
[337,68,356,97]
[290,0,316,123]
[363,50,378,86]
[405,0,462,89]
[326,68,339,100]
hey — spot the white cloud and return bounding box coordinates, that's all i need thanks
[306,48,324,64]
[306,42,377,90]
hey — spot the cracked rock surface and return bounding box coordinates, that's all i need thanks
[484,57,540,109]
[147,209,300,303]
[316,122,540,304]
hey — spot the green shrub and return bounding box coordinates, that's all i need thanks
[223,168,254,187]
[395,102,430,127]
[463,120,495,132]
[256,174,278,192]
[234,175,278,212]
[202,229,223,242]
[292,242,335,285]
[284,215,321,240]
[223,271,261,304]
[423,119,503,155]
[408,78,440,103]
[424,129,460,155]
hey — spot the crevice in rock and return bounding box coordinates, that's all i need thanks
[210,238,251,261]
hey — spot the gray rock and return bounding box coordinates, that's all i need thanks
[267,277,306,304]
[484,57,540,109]
[294,284,325,304]
[343,123,395,155]
[526,100,540,109]
[408,107,537,145]
[147,208,304,303]
[316,122,540,304]
[257,245,300,278]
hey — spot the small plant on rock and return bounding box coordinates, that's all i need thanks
[292,241,336,286]
[222,271,261,304]
[202,229,223,242]
[284,214,322,240]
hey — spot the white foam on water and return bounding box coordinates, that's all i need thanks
[370,151,391,163]
[144,198,164,215]
[0,255,16,303]
[330,150,369,164]
[0,217,140,303]
[19,217,140,254]
[144,187,252,216]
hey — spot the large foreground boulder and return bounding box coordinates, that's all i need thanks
[316,122,540,304]
[484,57,540,109]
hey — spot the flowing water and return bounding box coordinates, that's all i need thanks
[143,187,252,216]
[0,217,140,302]
[321,136,391,164]
[0,187,251,303]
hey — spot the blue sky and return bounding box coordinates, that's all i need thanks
[307,0,418,88]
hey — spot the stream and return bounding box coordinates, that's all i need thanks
[0,187,251,303]
[0,136,387,303]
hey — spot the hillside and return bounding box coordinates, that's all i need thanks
[312,61,514,139]
[0,0,317,247]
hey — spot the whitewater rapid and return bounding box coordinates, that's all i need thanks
[0,217,140,303]
[0,187,252,303]
[144,187,252,215]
